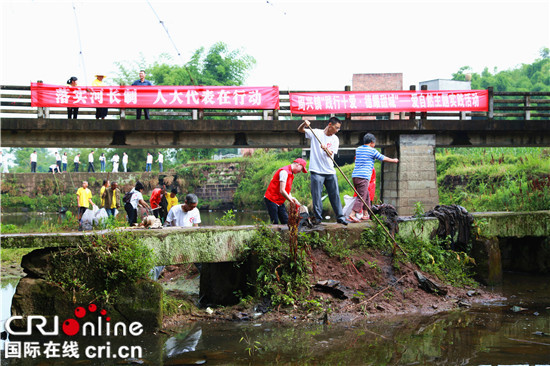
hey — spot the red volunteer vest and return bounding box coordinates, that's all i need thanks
[264,165,294,205]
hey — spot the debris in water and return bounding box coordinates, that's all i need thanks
[510,306,528,312]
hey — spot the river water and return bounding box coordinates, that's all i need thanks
[0,210,268,229]
[1,272,549,365]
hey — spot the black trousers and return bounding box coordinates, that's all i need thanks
[67,108,79,119]
[264,197,288,225]
[125,202,137,225]
[136,108,150,119]
[95,108,108,119]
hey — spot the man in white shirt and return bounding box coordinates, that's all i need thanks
[166,193,201,227]
[157,152,164,172]
[145,152,153,172]
[88,150,95,172]
[54,151,61,171]
[111,154,120,172]
[122,152,128,172]
[74,153,80,172]
[297,117,347,226]
[30,150,37,173]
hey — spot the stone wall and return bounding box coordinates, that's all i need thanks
[0,162,244,209]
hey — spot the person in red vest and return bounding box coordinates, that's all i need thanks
[264,158,308,224]
[150,185,166,219]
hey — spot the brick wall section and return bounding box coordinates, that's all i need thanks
[395,135,439,216]
[352,73,403,91]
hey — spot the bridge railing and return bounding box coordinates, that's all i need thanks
[1,85,549,120]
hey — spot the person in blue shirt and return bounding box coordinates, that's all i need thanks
[349,133,398,223]
[131,70,153,119]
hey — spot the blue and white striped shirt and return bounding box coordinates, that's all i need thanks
[352,145,385,181]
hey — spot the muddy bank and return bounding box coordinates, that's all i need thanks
[160,249,503,330]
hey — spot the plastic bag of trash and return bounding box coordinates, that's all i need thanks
[342,195,356,217]
[94,208,109,226]
[342,195,364,220]
[80,208,95,231]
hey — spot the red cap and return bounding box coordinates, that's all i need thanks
[293,158,308,173]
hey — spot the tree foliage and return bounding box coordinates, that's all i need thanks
[114,42,256,87]
[452,47,550,92]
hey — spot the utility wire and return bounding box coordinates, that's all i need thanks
[146,0,195,85]
[72,1,88,86]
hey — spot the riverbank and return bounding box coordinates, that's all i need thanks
[160,247,502,329]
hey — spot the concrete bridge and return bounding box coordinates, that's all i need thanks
[2,85,549,215]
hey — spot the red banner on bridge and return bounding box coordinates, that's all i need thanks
[31,83,280,110]
[289,90,488,115]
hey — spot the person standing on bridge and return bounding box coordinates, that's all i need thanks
[74,153,80,172]
[122,152,128,172]
[111,153,120,172]
[99,153,106,172]
[157,151,164,172]
[297,118,348,226]
[66,76,79,119]
[88,150,95,172]
[30,150,37,173]
[92,74,108,119]
[264,158,308,225]
[348,133,399,223]
[166,193,201,227]
[145,152,153,172]
[54,151,61,171]
[76,181,93,220]
[61,152,68,172]
[132,70,153,120]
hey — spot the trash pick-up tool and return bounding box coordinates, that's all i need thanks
[306,124,408,258]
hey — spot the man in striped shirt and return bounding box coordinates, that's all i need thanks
[349,133,399,222]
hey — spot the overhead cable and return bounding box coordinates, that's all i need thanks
[72,1,88,86]
[146,0,195,85]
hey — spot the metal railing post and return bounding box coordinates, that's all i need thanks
[524,94,530,120]
[488,87,494,119]
[409,85,416,120]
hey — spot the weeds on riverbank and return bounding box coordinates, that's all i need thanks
[47,231,155,304]
[245,223,312,306]
[437,147,550,212]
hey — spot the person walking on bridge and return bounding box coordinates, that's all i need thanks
[88,150,95,172]
[298,117,348,226]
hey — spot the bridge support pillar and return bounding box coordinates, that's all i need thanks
[383,134,439,216]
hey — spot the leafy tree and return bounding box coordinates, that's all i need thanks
[452,47,550,92]
[114,42,256,87]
